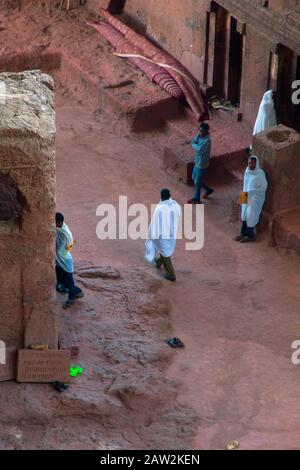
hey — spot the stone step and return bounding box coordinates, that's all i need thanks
[213,106,243,123]
[54,45,183,133]
[163,110,250,185]
[273,207,300,256]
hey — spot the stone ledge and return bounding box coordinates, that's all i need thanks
[273,207,300,256]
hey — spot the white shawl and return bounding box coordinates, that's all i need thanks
[242,157,268,228]
[253,90,277,136]
[145,199,182,262]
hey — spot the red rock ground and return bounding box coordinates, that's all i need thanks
[1,3,300,450]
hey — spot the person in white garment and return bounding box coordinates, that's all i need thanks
[235,156,268,243]
[145,189,181,282]
[253,90,277,139]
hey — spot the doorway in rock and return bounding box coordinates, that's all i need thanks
[108,0,126,14]
[277,44,300,132]
[209,2,243,106]
[227,17,243,105]
[212,2,228,99]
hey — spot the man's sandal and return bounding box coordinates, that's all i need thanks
[63,299,76,309]
[76,291,85,299]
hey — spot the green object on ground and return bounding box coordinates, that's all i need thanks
[69,365,84,377]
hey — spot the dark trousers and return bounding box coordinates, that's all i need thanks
[241,221,255,239]
[155,255,176,280]
[56,265,82,301]
[193,168,213,201]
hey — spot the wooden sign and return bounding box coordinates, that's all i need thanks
[17,349,70,383]
[0,346,17,382]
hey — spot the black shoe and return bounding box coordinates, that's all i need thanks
[165,274,176,282]
[76,291,85,299]
[234,234,245,242]
[166,338,185,349]
[63,299,77,309]
[203,189,214,199]
[53,381,69,393]
[240,236,256,243]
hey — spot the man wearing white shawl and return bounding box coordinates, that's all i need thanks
[253,90,277,138]
[235,157,268,243]
[55,212,84,309]
[145,189,181,282]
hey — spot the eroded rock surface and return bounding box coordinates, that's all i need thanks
[0,268,198,450]
[0,70,57,350]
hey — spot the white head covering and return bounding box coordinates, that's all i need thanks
[242,156,268,228]
[245,155,261,175]
[244,156,268,191]
[253,90,277,136]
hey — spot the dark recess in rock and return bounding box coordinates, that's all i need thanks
[0,173,23,221]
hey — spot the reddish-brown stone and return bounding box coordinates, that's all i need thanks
[253,125,300,215]
[0,0,299,451]
[0,70,58,351]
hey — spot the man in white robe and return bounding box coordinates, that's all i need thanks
[145,189,181,282]
[235,156,268,243]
